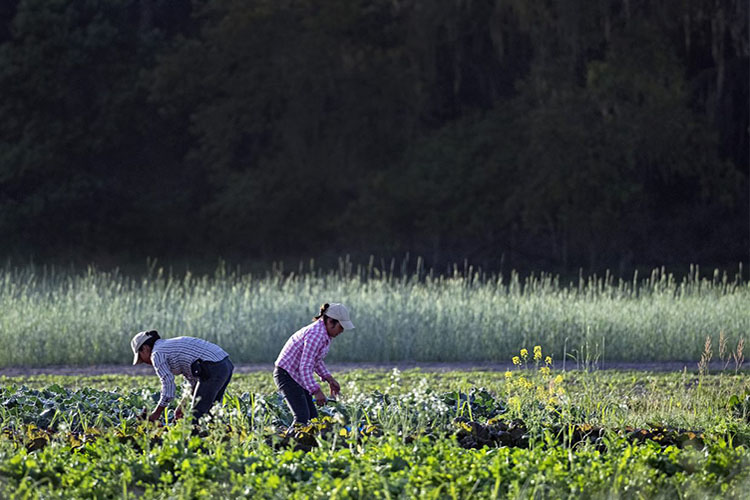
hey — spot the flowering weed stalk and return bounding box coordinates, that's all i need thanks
[504,345,566,428]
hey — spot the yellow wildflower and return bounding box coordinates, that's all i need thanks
[539,366,551,376]
[508,396,521,411]
[533,346,542,361]
[520,348,528,360]
[504,370,513,379]
[512,356,521,365]
[536,386,547,400]
[545,356,552,365]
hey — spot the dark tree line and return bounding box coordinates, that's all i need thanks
[1,0,747,274]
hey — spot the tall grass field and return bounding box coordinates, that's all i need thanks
[1,259,748,367]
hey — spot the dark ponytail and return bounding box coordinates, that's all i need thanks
[313,303,330,321]
[142,330,161,349]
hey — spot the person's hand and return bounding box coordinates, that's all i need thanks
[326,377,341,398]
[312,388,327,406]
[147,406,165,423]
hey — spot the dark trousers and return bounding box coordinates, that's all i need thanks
[192,356,234,424]
[273,366,317,426]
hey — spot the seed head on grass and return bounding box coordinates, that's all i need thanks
[733,338,745,373]
[698,336,712,376]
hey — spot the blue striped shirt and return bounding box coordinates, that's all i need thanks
[150,337,228,407]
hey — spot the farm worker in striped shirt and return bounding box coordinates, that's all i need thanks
[274,303,355,425]
[130,330,234,425]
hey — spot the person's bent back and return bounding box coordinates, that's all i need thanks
[131,330,234,424]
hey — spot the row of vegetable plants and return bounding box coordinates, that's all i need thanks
[1,363,749,498]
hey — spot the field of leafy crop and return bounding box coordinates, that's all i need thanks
[1,261,749,367]
[2,356,750,499]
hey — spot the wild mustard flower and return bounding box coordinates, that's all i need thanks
[533,345,542,361]
[504,344,567,416]
[508,396,521,413]
[517,376,533,390]
[536,386,548,401]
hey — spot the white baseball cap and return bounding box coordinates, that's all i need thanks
[326,303,355,330]
[130,331,151,365]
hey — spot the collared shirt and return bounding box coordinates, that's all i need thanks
[150,337,228,407]
[274,319,332,394]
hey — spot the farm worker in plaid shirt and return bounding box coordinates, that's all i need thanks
[130,330,234,425]
[274,303,355,425]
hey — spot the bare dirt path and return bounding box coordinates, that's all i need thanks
[2,360,745,377]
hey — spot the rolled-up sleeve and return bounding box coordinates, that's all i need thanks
[152,352,176,407]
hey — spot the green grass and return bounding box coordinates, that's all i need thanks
[1,259,748,366]
[1,368,749,499]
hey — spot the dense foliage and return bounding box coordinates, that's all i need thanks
[0,0,747,272]
[1,367,749,498]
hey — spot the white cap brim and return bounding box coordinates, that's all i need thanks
[130,331,150,365]
[341,320,355,330]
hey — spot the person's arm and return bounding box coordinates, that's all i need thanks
[315,360,340,397]
[314,359,331,382]
[148,405,165,422]
[150,352,176,422]
[299,334,326,405]
[325,375,340,397]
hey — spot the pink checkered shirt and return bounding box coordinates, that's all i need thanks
[274,319,332,394]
